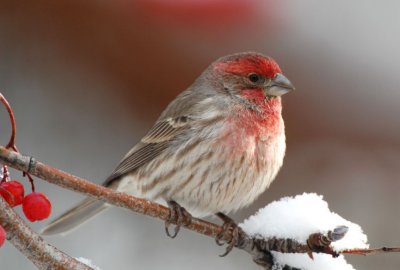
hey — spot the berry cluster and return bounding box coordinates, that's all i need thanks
[0,166,52,248]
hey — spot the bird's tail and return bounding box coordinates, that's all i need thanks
[40,197,109,236]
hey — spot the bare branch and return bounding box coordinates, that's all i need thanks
[342,247,400,255]
[0,146,225,239]
[0,146,399,269]
[0,196,93,270]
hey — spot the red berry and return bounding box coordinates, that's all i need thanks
[0,180,25,207]
[22,192,52,222]
[0,225,5,247]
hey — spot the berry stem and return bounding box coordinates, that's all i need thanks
[24,172,35,192]
[1,165,9,183]
[0,93,18,152]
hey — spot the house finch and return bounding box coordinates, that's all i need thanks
[42,52,294,241]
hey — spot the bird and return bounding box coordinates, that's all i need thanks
[42,52,294,250]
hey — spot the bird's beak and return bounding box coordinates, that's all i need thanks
[264,73,295,97]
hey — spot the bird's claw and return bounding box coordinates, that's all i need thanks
[165,200,192,239]
[215,212,244,257]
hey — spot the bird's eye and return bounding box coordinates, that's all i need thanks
[248,73,261,83]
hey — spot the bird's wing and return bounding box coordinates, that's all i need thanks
[104,116,191,186]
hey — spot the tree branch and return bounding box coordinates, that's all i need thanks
[0,146,398,269]
[0,195,93,270]
[0,146,223,239]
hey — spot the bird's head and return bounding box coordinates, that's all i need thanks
[210,52,294,106]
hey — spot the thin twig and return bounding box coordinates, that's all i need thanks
[0,196,93,270]
[0,93,35,192]
[0,93,18,151]
[342,247,400,255]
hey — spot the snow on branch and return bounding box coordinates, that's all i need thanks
[240,193,368,269]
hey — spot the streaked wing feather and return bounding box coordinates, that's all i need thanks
[104,116,190,186]
[142,116,189,143]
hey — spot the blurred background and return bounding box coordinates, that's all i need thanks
[1,0,400,269]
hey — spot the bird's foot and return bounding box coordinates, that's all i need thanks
[215,212,245,257]
[165,200,192,238]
